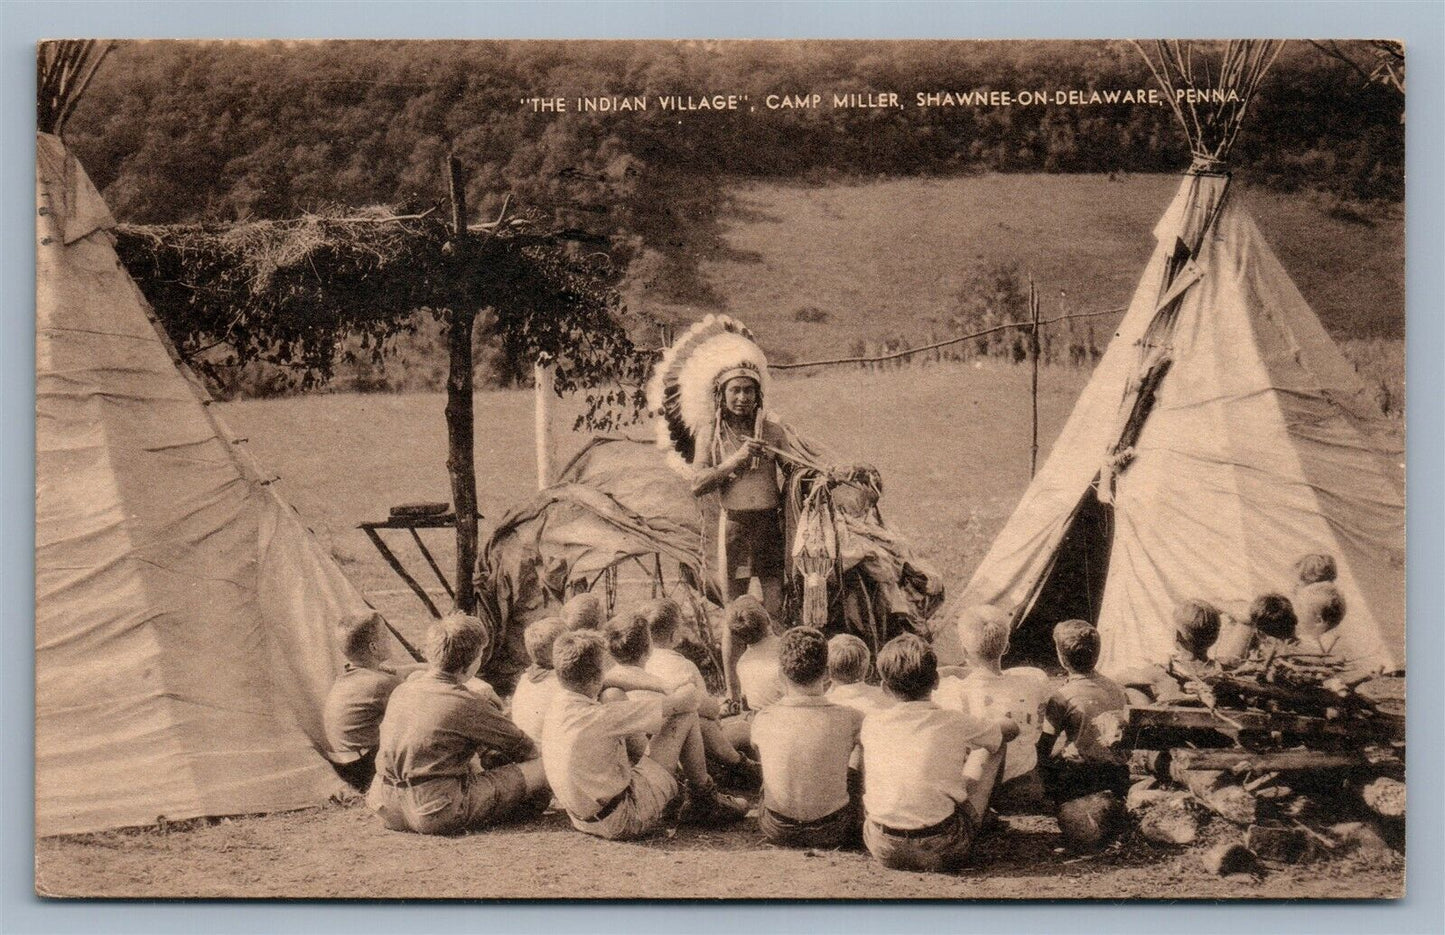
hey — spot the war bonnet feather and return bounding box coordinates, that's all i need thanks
[646,314,770,474]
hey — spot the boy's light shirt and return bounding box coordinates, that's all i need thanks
[826,681,893,715]
[752,694,862,822]
[510,668,559,742]
[646,647,708,695]
[737,635,785,710]
[540,688,666,819]
[860,699,1003,830]
[935,667,1048,782]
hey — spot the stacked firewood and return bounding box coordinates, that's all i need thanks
[1119,647,1404,868]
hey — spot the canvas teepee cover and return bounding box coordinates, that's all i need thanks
[36,131,376,835]
[961,164,1404,675]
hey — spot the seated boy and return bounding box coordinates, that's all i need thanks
[724,595,785,711]
[368,613,547,835]
[510,616,566,743]
[642,598,761,787]
[825,633,891,775]
[1293,552,1337,587]
[1119,599,1222,705]
[560,591,606,631]
[1295,581,1347,653]
[860,633,1018,873]
[1038,620,1131,803]
[323,610,426,791]
[935,605,1049,806]
[1248,592,1299,653]
[825,634,891,715]
[541,630,748,840]
[752,627,864,848]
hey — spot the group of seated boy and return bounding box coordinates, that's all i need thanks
[320,551,1349,874]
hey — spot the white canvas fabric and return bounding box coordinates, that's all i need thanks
[961,173,1404,674]
[35,133,384,835]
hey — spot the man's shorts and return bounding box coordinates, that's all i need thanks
[725,508,784,580]
[370,763,532,835]
[863,803,980,872]
[569,755,680,841]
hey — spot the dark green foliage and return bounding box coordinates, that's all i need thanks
[114,206,652,428]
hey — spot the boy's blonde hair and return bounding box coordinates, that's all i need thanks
[425,612,489,675]
[523,616,566,669]
[957,605,1011,661]
[560,592,605,631]
[1293,553,1338,585]
[337,611,385,662]
[827,634,871,685]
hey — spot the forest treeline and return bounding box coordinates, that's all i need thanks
[69,39,1402,234]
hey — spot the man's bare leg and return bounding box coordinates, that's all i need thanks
[721,577,751,703]
[759,576,783,622]
[644,710,698,774]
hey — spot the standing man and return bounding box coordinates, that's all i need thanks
[648,315,813,703]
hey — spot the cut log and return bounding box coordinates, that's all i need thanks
[1130,705,1403,742]
[1169,748,1365,773]
[1329,821,1393,857]
[1170,765,1257,826]
[1202,842,1258,876]
[1246,824,1319,864]
[1056,791,1124,852]
[1359,776,1405,819]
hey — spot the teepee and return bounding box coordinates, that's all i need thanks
[960,41,1405,674]
[36,43,382,835]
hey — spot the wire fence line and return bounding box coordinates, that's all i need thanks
[768,306,1126,371]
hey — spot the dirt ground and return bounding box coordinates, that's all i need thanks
[35,798,1402,900]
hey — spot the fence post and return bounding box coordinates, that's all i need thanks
[1029,277,1041,478]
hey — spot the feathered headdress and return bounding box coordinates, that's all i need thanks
[647,315,770,473]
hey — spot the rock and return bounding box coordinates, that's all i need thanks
[1203,842,1259,876]
[1246,823,1318,864]
[1134,791,1201,846]
[1329,821,1393,857]
[1057,791,1125,852]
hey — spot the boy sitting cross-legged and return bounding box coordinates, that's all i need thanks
[1038,620,1131,804]
[323,610,427,791]
[542,630,749,840]
[725,595,785,711]
[934,605,1049,806]
[642,598,761,789]
[860,633,1018,873]
[368,613,547,835]
[752,627,865,849]
[509,616,566,744]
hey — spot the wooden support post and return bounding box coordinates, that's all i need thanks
[1029,277,1041,478]
[534,357,556,489]
[443,151,479,615]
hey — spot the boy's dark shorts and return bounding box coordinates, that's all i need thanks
[864,803,980,873]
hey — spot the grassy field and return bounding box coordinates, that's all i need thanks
[219,359,1090,650]
[664,173,1404,359]
[38,172,1407,899]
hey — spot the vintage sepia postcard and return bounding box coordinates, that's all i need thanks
[35,38,1405,899]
